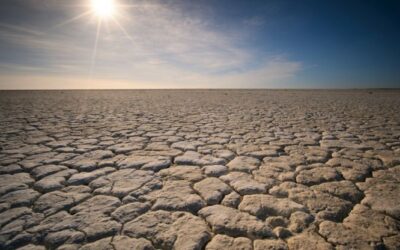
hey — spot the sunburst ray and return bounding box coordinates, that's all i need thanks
[89,20,102,78]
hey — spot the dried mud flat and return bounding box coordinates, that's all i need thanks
[0,90,400,250]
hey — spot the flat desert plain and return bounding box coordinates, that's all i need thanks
[0,90,399,250]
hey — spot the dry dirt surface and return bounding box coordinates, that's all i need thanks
[1,90,400,250]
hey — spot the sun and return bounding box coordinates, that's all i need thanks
[91,0,116,19]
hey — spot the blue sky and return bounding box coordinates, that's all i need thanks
[0,0,399,89]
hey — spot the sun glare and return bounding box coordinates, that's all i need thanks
[91,0,115,18]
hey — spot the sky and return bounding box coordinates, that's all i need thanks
[0,0,399,89]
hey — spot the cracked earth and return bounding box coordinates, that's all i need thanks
[0,90,400,250]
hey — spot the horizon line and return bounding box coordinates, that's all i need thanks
[1,88,400,91]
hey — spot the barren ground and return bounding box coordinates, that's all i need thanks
[0,90,399,250]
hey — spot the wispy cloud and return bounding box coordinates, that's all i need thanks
[0,0,302,88]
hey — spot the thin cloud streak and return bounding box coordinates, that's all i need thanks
[0,57,301,89]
